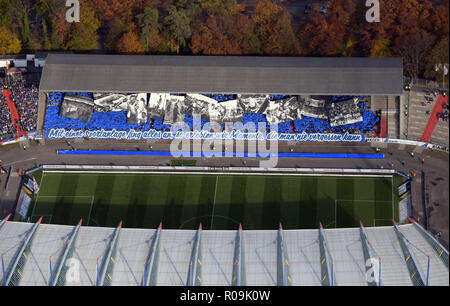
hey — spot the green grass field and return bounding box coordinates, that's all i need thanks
[28,171,403,230]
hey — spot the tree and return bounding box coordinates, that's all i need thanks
[190,13,230,55]
[200,0,237,15]
[105,18,129,52]
[117,31,145,54]
[369,38,392,58]
[49,20,60,50]
[163,6,191,53]
[190,12,260,55]
[299,0,359,56]
[0,0,13,28]
[52,0,100,51]
[13,0,34,51]
[41,20,51,50]
[146,31,172,53]
[136,7,159,52]
[394,31,436,79]
[360,0,436,56]
[424,37,449,83]
[0,26,21,54]
[91,0,136,23]
[254,0,299,55]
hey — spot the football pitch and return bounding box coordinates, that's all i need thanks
[28,171,403,230]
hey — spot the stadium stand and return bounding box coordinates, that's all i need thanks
[1,79,39,140]
[0,217,447,286]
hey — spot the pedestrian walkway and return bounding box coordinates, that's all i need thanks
[420,94,448,143]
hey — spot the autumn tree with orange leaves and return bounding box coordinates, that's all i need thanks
[117,31,145,54]
[254,0,300,55]
[51,0,100,51]
[190,11,260,55]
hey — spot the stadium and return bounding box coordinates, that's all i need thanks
[0,54,448,286]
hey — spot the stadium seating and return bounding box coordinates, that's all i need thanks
[44,92,380,137]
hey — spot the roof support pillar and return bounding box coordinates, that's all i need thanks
[393,220,426,286]
[0,214,10,232]
[4,217,42,286]
[232,224,245,286]
[51,219,82,286]
[97,221,122,286]
[186,224,202,286]
[142,222,162,286]
[277,224,292,286]
[319,223,335,286]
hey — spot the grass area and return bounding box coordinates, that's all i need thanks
[28,171,403,230]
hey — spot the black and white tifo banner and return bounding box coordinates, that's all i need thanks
[46,128,366,143]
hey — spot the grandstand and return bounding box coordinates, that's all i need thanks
[36,54,403,141]
[0,215,448,286]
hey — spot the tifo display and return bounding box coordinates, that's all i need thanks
[44,92,380,139]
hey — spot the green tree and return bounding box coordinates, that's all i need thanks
[200,0,236,15]
[41,20,51,50]
[12,0,34,51]
[49,20,60,49]
[0,0,13,28]
[21,13,34,51]
[163,5,191,53]
[136,7,159,52]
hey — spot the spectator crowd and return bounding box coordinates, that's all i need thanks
[0,78,39,141]
[438,103,449,122]
[44,92,379,138]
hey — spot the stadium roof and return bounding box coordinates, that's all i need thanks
[0,218,447,286]
[39,54,403,95]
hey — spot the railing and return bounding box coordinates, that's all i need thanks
[39,164,397,175]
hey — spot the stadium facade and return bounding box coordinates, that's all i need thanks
[0,216,448,286]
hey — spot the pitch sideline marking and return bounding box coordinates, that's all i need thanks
[210,176,219,230]
[391,176,395,220]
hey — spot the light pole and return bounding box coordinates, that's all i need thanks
[435,63,449,91]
